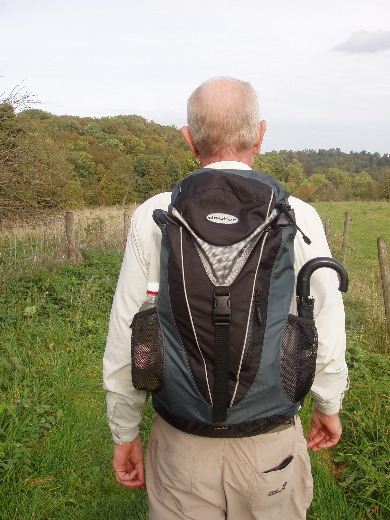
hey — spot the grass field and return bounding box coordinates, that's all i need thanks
[0,202,389,519]
[311,202,390,287]
[313,201,390,355]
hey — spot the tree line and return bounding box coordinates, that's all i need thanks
[1,96,389,220]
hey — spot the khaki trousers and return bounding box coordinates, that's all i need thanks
[146,415,313,520]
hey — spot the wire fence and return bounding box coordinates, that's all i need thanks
[0,207,388,274]
[0,205,137,277]
[0,216,64,271]
[322,213,389,352]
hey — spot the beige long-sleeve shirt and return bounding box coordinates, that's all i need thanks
[103,161,348,444]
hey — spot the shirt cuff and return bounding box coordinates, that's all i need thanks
[110,423,140,445]
[314,399,342,415]
[310,377,349,415]
[106,391,146,444]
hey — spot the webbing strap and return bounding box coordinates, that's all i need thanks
[212,289,231,422]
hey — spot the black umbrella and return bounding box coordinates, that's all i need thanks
[296,257,349,319]
[281,257,349,403]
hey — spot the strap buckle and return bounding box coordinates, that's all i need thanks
[213,290,231,325]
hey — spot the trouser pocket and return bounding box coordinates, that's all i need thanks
[248,453,295,511]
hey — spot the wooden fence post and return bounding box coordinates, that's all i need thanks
[325,218,331,247]
[342,212,350,265]
[377,237,390,339]
[65,211,77,263]
[123,211,130,250]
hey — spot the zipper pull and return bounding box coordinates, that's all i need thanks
[278,204,311,245]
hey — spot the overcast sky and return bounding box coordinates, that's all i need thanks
[1,0,389,154]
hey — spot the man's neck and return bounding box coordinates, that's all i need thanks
[201,150,254,168]
[204,160,252,171]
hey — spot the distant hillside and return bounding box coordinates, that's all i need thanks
[1,105,389,219]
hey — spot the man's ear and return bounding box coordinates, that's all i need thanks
[253,120,267,154]
[180,126,200,157]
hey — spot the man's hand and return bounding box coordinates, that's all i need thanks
[113,435,146,489]
[306,408,342,451]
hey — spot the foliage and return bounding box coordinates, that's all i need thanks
[253,152,287,182]
[1,88,389,219]
[0,100,82,217]
[254,150,389,202]
[0,96,190,217]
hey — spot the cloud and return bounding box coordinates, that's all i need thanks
[333,29,390,54]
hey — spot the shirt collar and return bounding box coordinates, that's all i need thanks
[205,160,252,171]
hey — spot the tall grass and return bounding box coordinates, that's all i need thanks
[313,201,389,354]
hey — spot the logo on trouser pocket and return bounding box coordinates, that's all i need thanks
[268,481,288,496]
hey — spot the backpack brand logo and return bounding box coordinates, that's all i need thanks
[206,213,239,224]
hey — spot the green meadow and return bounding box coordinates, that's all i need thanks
[0,202,389,519]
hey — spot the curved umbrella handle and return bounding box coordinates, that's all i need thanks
[296,257,349,297]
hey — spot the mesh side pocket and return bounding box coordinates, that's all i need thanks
[281,314,318,403]
[131,307,163,391]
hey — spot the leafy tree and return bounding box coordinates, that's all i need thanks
[286,159,305,187]
[104,137,124,151]
[162,155,182,188]
[313,180,338,202]
[0,103,82,217]
[67,150,96,180]
[132,154,182,201]
[253,152,286,182]
[82,122,107,141]
[267,152,287,182]
[350,172,374,200]
[21,108,52,120]
[132,155,154,201]
[374,170,390,201]
[309,174,327,188]
[121,135,146,156]
[0,102,29,217]
[148,158,171,197]
[181,152,201,176]
[24,133,83,209]
[66,148,97,203]
[110,156,135,205]
[99,116,123,135]
[0,102,23,153]
[325,168,350,189]
[294,182,315,202]
[56,116,82,135]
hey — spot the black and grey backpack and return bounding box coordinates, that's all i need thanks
[131,168,338,437]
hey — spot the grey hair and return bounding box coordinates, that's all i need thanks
[187,77,260,158]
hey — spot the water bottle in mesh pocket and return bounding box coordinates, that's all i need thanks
[131,307,163,391]
[280,315,318,402]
